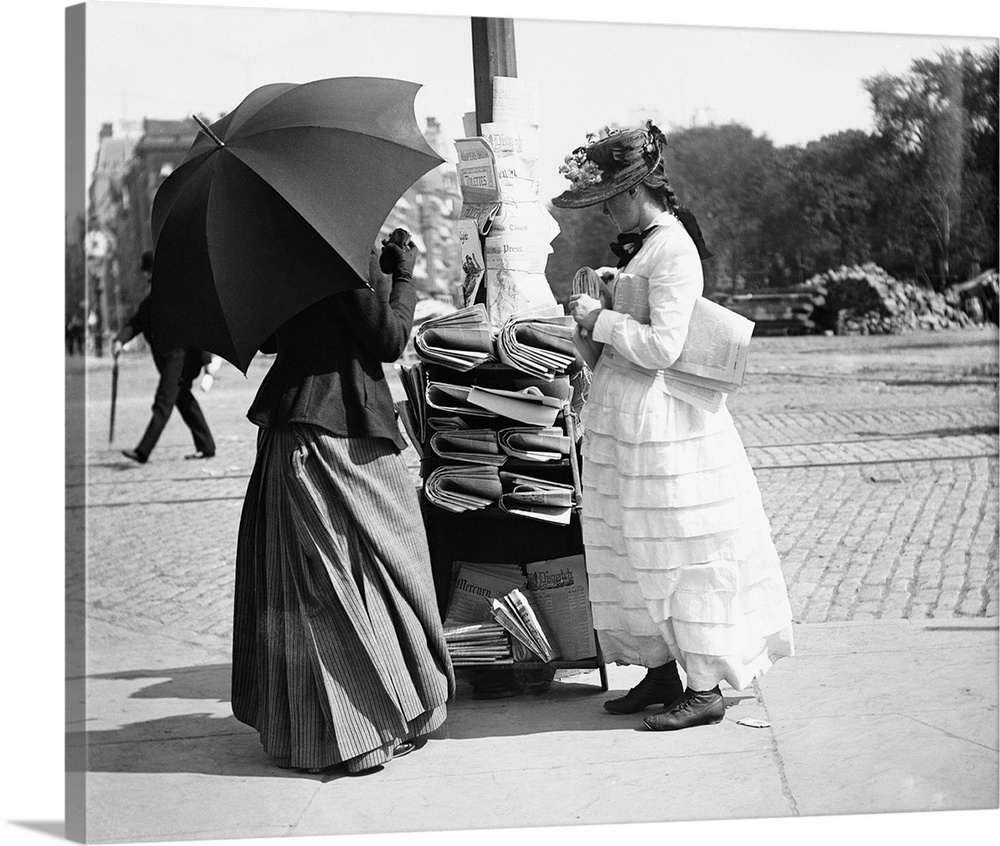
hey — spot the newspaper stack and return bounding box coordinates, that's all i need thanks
[426,415,471,433]
[496,307,578,381]
[426,380,565,427]
[498,427,571,462]
[660,297,755,412]
[498,470,575,525]
[395,362,427,456]
[429,429,507,466]
[443,621,513,666]
[445,561,527,624]
[425,381,499,419]
[414,304,496,372]
[464,385,564,427]
[423,464,503,513]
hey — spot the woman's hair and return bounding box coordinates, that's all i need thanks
[641,161,682,214]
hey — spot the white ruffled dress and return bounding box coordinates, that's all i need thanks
[582,210,794,691]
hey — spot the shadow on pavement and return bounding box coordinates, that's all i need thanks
[89,663,233,701]
[67,712,357,782]
[77,661,736,775]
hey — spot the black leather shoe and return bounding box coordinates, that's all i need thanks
[393,738,429,759]
[121,449,147,464]
[604,662,683,714]
[643,686,726,731]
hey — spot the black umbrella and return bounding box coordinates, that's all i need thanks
[150,77,443,372]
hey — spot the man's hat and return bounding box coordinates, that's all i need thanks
[551,122,665,209]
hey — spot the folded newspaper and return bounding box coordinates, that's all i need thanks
[444,561,527,625]
[498,470,575,525]
[395,362,427,449]
[394,399,424,459]
[666,295,754,394]
[569,271,755,413]
[498,427,571,462]
[443,621,513,666]
[524,555,596,661]
[429,429,507,466]
[415,304,496,371]
[491,588,561,662]
[496,307,579,381]
[426,381,499,418]
[427,415,472,433]
[423,464,503,513]
[465,385,564,427]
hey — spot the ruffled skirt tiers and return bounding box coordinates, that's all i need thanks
[581,357,794,691]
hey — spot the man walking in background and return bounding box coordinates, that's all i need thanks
[113,250,217,464]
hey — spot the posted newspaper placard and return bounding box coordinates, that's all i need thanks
[524,554,596,660]
[457,218,485,304]
[492,76,540,126]
[455,137,500,205]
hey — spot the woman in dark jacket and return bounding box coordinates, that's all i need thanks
[232,232,454,775]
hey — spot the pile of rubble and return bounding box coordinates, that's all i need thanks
[807,263,976,335]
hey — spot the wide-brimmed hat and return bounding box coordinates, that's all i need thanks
[551,122,664,209]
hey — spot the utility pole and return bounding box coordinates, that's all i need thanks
[471,18,517,134]
[469,18,517,305]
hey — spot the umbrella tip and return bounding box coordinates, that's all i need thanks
[193,114,226,148]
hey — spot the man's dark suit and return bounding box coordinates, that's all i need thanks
[115,294,215,462]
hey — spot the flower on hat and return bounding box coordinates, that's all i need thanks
[552,121,667,209]
[558,148,602,190]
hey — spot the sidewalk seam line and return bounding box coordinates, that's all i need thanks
[898,713,999,753]
[752,678,799,817]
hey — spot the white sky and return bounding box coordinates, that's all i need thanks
[78,0,996,221]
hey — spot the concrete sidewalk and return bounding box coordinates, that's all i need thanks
[65,330,999,843]
[71,614,997,843]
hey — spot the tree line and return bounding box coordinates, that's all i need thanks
[546,47,999,302]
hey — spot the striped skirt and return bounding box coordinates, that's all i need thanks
[232,423,454,772]
[581,357,794,692]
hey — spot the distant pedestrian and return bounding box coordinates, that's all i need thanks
[113,250,216,464]
[231,231,454,776]
[66,312,85,355]
[555,122,794,731]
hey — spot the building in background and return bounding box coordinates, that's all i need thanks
[78,115,464,353]
[382,117,464,306]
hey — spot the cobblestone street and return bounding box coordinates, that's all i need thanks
[69,328,999,649]
[62,325,999,843]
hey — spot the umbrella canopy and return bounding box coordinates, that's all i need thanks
[150,76,444,372]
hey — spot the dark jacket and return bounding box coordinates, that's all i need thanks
[116,294,156,350]
[246,256,415,450]
[116,293,210,371]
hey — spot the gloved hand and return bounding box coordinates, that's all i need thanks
[379,228,417,276]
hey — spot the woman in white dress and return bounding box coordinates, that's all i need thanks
[553,123,794,731]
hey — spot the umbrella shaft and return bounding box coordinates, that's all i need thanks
[193,114,225,148]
